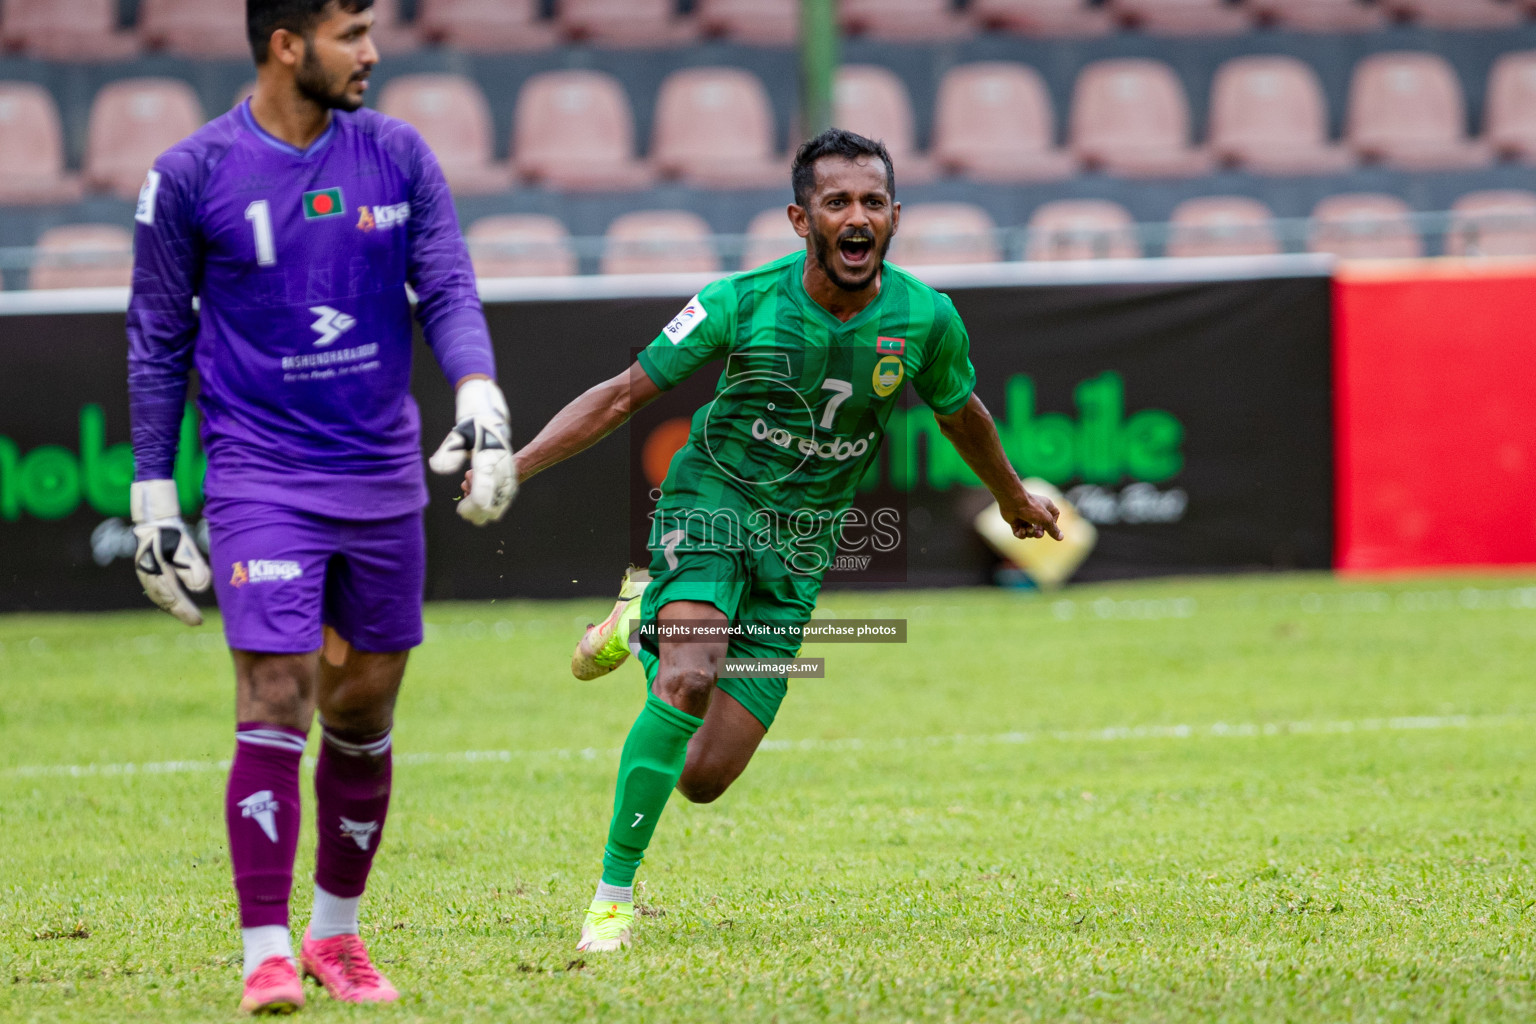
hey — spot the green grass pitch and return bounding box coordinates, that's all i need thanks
[2,572,1534,1022]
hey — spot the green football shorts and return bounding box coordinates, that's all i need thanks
[635,542,823,731]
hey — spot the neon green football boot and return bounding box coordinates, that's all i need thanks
[571,566,650,680]
[576,899,635,952]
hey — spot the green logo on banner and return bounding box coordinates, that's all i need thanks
[0,404,205,522]
[870,372,1185,492]
[303,187,345,220]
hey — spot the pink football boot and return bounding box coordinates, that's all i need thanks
[299,929,400,1004]
[239,955,304,1015]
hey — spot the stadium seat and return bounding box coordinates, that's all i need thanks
[1069,59,1214,177]
[0,84,84,205]
[139,0,250,59]
[512,71,653,192]
[414,0,557,52]
[557,0,699,47]
[1345,52,1492,171]
[467,215,577,277]
[970,0,1115,34]
[367,0,421,54]
[601,211,719,275]
[651,68,784,189]
[29,224,133,290]
[0,0,139,61]
[1208,56,1354,175]
[1108,0,1252,35]
[377,75,512,196]
[85,79,205,199]
[932,63,1077,183]
[1444,190,1536,257]
[1380,0,1523,28]
[1165,197,1281,257]
[890,203,1001,266]
[696,0,799,44]
[742,208,803,270]
[1247,0,1384,31]
[1025,200,1142,260]
[1308,194,1423,259]
[840,0,972,41]
[834,65,935,184]
[1485,50,1536,162]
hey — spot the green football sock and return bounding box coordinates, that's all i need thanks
[600,693,704,887]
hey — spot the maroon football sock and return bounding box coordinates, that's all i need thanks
[226,724,307,929]
[312,725,392,901]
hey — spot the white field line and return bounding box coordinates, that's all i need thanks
[3,713,1517,781]
[8,585,1536,660]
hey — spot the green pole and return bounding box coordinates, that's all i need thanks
[800,0,838,143]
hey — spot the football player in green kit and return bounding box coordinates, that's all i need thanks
[503,129,1062,950]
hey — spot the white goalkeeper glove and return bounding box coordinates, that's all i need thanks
[429,377,517,526]
[130,479,212,627]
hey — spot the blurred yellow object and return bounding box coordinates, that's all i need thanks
[972,478,1098,589]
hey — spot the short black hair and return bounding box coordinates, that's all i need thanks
[247,0,373,63]
[791,128,895,208]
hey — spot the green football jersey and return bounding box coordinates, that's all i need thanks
[637,251,976,563]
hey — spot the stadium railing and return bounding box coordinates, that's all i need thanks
[3,208,1535,289]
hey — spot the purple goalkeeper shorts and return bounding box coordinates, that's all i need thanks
[206,498,425,655]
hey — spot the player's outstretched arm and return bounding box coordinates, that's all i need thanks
[935,394,1062,542]
[516,362,663,483]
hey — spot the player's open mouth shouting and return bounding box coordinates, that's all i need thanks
[839,229,875,270]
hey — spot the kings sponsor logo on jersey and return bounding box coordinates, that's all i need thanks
[356,203,410,232]
[662,296,708,344]
[229,560,303,587]
[303,187,345,220]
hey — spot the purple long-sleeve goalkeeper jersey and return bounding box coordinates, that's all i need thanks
[127,100,497,521]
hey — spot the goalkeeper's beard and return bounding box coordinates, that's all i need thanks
[295,47,367,113]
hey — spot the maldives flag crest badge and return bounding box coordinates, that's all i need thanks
[303,187,345,220]
[876,336,905,356]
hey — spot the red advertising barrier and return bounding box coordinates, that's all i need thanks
[1335,261,1536,571]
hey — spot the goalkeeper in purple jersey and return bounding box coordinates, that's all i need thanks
[125,0,514,1013]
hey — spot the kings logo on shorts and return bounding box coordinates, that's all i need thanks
[229,560,303,587]
[303,187,345,220]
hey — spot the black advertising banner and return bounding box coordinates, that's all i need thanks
[0,269,1331,612]
[890,275,1335,585]
[0,312,193,612]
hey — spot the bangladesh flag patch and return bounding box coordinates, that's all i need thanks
[303,187,345,220]
[876,336,905,356]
